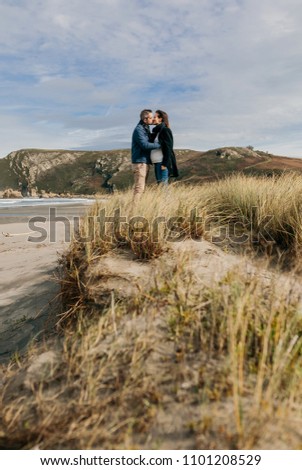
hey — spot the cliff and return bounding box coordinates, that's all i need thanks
[0,146,302,196]
[0,149,132,195]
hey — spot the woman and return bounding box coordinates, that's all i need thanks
[150,110,179,184]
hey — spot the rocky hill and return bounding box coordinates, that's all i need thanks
[0,147,302,195]
[0,149,132,196]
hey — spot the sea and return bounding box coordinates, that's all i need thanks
[0,197,97,221]
[0,197,95,208]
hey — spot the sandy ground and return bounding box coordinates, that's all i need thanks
[1,200,301,366]
[0,202,93,362]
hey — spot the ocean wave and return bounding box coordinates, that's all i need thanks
[0,198,96,208]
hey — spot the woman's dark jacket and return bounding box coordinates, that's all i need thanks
[151,123,179,177]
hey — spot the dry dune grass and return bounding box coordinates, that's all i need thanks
[1,173,302,449]
[1,257,302,449]
[60,172,302,324]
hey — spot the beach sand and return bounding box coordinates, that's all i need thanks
[0,202,93,362]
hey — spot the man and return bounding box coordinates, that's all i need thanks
[131,109,161,202]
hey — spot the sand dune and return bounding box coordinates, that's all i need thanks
[0,203,92,362]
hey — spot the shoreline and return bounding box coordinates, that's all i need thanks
[0,200,95,225]
[0,202,94,363]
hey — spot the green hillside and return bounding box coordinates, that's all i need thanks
[0,146,302,195]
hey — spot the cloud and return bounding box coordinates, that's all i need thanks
[0,0,302,157]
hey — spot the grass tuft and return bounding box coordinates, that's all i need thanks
[2,174,302,449]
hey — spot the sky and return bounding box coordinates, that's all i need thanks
[1,0,302,158]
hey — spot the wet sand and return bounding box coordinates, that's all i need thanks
[0,202,94,362]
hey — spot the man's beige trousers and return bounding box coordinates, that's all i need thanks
[132,163,150,203]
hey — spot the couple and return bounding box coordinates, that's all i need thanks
[131,109,179,202]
